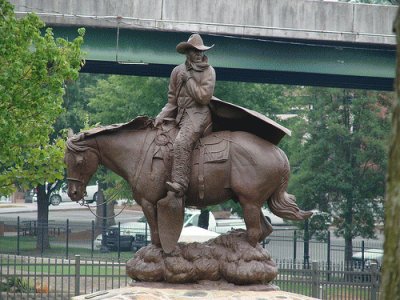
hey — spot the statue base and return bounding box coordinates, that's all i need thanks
[72,285,318,299]
[126,230,277,285]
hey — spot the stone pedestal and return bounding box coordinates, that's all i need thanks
[72,286,318,299]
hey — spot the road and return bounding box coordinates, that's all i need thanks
[0,201,384,262]
[0,201,143,227]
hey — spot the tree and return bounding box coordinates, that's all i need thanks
[380,8,400,299]
[287,88,391,263]
[87,75,168,124]
[0,0,84,250]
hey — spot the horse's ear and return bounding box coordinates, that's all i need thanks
[67,128,74,138]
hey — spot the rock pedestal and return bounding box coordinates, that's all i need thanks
[73,231,320,299]
[126,230,277,285]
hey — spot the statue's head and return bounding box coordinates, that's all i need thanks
[64,133,99,201]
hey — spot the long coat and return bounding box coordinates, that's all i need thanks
[157,62,216,133]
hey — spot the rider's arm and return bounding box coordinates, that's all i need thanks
[185,66,215,106]
[155,67,179,121]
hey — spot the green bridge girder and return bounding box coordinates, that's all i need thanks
[54,26,395,91]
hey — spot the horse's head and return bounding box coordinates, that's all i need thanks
[64,132,100,201]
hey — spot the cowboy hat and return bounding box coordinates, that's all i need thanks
[176,34,214,54]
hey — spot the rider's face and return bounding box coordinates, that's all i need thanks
[187,49,204,63]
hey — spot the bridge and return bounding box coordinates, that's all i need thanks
[10,0,397,90]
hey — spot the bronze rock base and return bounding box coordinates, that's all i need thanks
[126,229,278,285]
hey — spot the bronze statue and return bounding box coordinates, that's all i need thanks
[154,34,216,249]
[65,35,312,271]
[65,33,313,286]
[65,115,312,251]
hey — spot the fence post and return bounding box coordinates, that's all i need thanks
[74,254,81,296]
[327,230,331,281]
[361,240,365,272]
[66,219,69,259]
[303,220,310,269]
[312,261,320,298]
[370,263,378,300]
[117,222,121,260]
[40,220,44,256]
[293,230,297,263]
[91,220,95,258]
[17,216,20,255]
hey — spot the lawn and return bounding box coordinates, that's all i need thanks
[0,236,136,261]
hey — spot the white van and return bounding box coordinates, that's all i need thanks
[49,183,98,205]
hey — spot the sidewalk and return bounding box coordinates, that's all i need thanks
[0,201,86,214]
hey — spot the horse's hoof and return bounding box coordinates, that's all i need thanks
[246,229,260,247]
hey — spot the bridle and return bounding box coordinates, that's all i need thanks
[66,139,128,219]
[66,177,85,184]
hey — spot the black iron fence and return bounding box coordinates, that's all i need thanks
[0,217,385,299]
[0,254,381,300]
[0,218,383,264]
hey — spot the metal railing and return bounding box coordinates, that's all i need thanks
[0,254,381,299]
[0,218,384,263]
[0,254,128,299]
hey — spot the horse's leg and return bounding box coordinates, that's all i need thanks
[259,211,273,241]
[140,198,161,247]
[240,199,263,247]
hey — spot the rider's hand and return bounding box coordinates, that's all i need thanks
[180,71,190,83]
[154,117,163,127]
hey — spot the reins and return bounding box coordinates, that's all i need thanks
[79,199,129,219]
[67,123,154,220]
[72,130,154,220]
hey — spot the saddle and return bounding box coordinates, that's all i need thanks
[152,122,230,200]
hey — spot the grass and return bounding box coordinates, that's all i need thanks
[0,236,136,261]
[0,257,124,276]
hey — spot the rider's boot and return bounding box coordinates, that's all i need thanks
[166,181,185,197]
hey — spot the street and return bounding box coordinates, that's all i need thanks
[0,201,143,227]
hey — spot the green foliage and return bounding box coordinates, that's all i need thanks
[287,88,391,243]
[0,0,85,194]
[0,276,35,293]
[87,75,168,124]
[215,81,295,117]
[54,73,107,136]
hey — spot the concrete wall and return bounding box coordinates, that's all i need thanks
[10,0,397,44]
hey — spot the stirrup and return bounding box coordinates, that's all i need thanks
[166,181,184,196]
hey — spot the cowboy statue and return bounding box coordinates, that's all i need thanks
[154,34,216,214]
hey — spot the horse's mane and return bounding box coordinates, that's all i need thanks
[66,116,153,152]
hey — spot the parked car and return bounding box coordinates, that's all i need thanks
[49,183,98,205]
[351,248,384,282]
[262,208,285,226]
[352,248,384,270]
[95,209,217,251]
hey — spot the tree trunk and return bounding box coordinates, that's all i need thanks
[343,195,353,266]
[36,184,50,251]
[381,8,400,299]
[95,185,115,231]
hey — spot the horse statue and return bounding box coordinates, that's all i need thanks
[65,103,312,253]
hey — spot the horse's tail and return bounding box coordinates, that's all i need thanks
[267,148,313,221]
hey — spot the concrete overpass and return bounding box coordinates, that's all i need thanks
[10,0,398,90]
